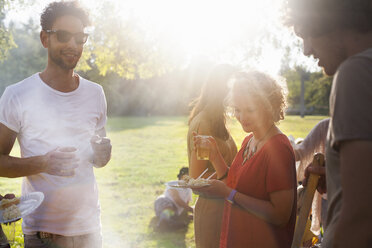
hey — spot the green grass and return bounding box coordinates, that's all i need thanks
[0,115,327,248]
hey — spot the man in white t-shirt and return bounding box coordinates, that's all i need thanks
[0,1,112,247]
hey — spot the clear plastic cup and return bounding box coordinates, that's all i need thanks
[196,135,210,160]
[57,147,78,177]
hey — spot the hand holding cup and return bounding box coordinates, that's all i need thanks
[90,135,112,168]
[43,147,79,177]
[192,132,219,162]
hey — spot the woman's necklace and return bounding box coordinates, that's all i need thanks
[242,124,274,165]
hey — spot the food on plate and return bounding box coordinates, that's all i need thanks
[1,197,21,222]
[0,197,20,210]
[179,175,210,187]
[2,205,21,222]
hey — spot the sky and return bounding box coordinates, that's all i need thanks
[5,0,320,76]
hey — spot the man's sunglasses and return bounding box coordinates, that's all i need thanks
[46,30,89,44]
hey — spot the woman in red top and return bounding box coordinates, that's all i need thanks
[194,71,297,248]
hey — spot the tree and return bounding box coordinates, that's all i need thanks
[0,19,46,91]
[0,0,16,61]
[79,1,184,80]
[281,66,331,115]
[305,72,332,115]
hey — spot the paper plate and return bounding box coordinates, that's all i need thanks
[166,180,210,189]
[0,192,44,224]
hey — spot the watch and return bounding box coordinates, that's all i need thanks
[226,189,237,204]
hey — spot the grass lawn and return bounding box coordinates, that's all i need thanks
[0,115,327,248]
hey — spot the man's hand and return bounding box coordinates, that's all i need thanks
[302,163,327,194]
[42,147,79,177]
[90,135,112,168]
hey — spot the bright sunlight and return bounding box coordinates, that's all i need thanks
[115,0,288,74]
[6,0,317,75]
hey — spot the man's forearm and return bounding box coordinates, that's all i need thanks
[0,154,46,178]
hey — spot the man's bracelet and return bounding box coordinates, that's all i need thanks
[217,168,229,180]
[226,189,237,204]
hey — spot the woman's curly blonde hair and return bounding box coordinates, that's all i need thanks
[230,70,288,123]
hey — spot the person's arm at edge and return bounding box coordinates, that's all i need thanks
[0,123,46,178]
[294,118,330,161]
[334,140,372,248]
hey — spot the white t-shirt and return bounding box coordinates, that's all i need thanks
[0,73,107,236]
[164,180,192,215]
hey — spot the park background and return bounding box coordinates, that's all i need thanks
[0,0,330,247]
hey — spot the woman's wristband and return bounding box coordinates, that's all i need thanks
[226,189,237,204]
[217,168,229,180]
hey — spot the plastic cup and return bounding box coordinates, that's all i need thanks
[57,147,78,177]
[196,135,210,160]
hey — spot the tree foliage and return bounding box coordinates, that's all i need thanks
[281,66,332,115]
[305,72,332,114]
[0,0,16,61]
[80,1,185,80]
[0,1,331,116]
[0,19,46,92]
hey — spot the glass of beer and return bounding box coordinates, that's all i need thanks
[197,135,210,160]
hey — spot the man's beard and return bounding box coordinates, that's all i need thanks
[49,49,80,70]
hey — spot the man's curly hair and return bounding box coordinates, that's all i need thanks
[40,1,91,31]
[284,0,372,37]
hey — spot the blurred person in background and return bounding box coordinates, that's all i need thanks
[293,118,329,246]
[286,0,372,247]
[187,64,238,248]
[154,167,193,231]
[194,71,296,248]
[0,1,111,247]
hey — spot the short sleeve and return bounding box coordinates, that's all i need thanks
[265,139,296,193]
[95,86,107,131]
[0,87,21,133]
[330,56,372,149]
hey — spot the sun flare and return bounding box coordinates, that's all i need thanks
[114,0,287,74]
[6,0,317,75]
